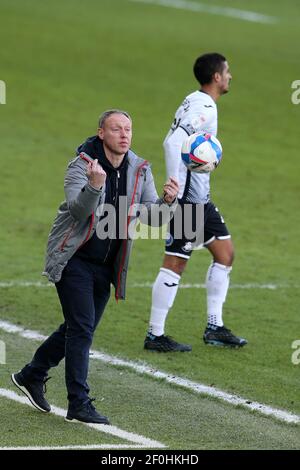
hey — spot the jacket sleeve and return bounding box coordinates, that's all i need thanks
[139,166,177,227]
[64,156,105,221]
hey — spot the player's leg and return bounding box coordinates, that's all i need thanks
[203,203,247,347]
[145,200,197,352]
[144,230,192,352]
[205,238,234,328]
[148,253,187,336]
[207,237,234,267]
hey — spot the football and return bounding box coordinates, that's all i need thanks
[181,132,222,173]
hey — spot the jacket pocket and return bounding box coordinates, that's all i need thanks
[59,223,76,251]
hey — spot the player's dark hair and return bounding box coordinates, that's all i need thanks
[193,53,226,85]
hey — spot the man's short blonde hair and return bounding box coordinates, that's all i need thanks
[98,109,132,128]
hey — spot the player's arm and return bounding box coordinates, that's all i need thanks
[164,126,188,180]
[164,107,214,180]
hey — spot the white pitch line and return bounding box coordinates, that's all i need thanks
[0,388,165,449]
[0,319,46,342]
[130,0,278,24]
[0,281,295,290]
[1,319,299,425]
[0,281,54,288]
[132,282,293,290]
[90,352,300,425]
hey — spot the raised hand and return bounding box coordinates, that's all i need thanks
[86,158,106,190]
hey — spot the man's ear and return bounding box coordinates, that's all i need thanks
[213,72,221,84]
[98,128,104,139]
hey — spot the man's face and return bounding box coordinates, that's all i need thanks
[216,61,232,94]
[98,113,132,156]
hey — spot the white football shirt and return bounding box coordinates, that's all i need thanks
[164,90,218,203]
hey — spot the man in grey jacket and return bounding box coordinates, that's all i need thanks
[11,109,178,425]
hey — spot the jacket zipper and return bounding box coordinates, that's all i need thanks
[116,162,148,300]
[103,169,120,264]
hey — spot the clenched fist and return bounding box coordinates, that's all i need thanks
[86,158,106,190]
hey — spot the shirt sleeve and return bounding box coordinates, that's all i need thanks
[164,107,214,179]
[163,126,187,180]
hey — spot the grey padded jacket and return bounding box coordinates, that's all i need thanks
[43,149,176,300]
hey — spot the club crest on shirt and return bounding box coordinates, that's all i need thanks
[182,242,193,252]
[165,233,174,247]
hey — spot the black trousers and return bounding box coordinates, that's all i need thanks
[22,256,112,409]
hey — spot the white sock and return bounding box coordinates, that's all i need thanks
[206,262,232,327]
[148,268,181,336]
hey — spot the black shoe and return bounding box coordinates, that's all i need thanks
[144,333,192,352]
[11,371,51,412]
[66,398,110,425]
[203,325,247,348]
